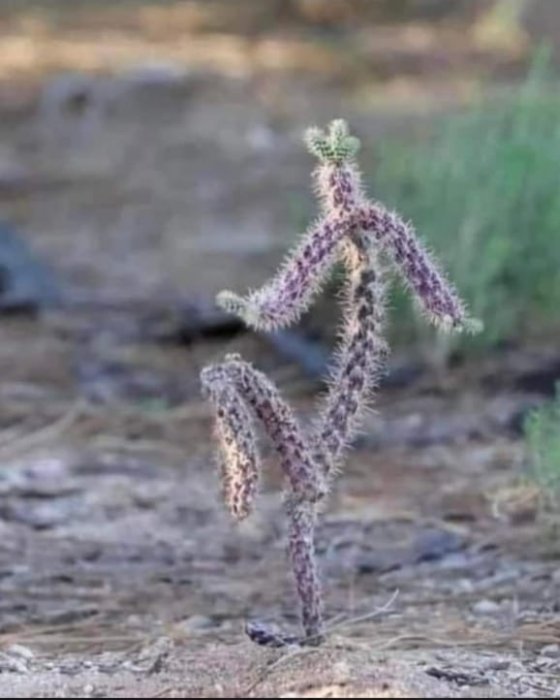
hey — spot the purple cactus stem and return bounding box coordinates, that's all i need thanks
[359,204,469,330]
[201,356,324,504]
[218,214,353,331]
[315,232,388,472]
[286,496,324,642]
[202,380,259,521]
[314,162,364,215]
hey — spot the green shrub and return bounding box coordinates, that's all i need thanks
[375,55,560,348]
[524,386,560,507]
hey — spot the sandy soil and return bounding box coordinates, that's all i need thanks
[0,319,559,697]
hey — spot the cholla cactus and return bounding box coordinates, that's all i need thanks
[200,120,479,647]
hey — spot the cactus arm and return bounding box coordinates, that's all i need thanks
[201,355,324,645]
[359,204,480,332]
[217,214,352,331]
[201,356,324,503]
[201,380,259,522]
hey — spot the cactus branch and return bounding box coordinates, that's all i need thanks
[217,214,352,331]
[314,232,388,472]
[201,355,324,503]
[202,354,325,645]
[201,377,259,522]
[359,204,478,332]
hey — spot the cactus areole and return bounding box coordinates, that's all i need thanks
[200,120,480,647]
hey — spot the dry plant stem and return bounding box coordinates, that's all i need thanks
[201,120,477,646]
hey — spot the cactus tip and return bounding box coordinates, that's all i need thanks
[304,119,360,163]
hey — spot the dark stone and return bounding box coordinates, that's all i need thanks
[357,527,465,575]
[514,359,560,396]
[0,222,61,313]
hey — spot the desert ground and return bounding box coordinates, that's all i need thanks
[0,2,559,697]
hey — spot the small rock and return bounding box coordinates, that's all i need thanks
[180,614,215,633]
[246,124,276,152]
[120,62,188,88]
[0,652,28,673]
[541,644,560,658]
[83,685,94,695]
[0,158,31,193]
[472,599,501,615]
[5,644,34,660]
[0,222,62,312]
[483,659,510,672]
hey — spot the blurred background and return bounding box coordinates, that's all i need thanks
[1,2,560,696]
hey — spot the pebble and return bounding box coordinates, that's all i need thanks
[6,644,34,660]
[180,614,215,632]
[483,659,510,672]
[0,652,28,673]
[541,644,560,658]
[472,599,501,615]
